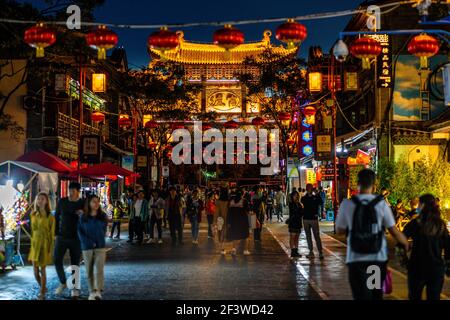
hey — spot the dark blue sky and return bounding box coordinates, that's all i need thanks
[27,0,365,67]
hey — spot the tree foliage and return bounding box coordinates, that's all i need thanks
[378,156,450,213]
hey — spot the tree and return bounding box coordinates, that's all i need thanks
[239,48,307,190]
[120,60,210,187]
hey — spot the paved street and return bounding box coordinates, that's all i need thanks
[1,221,449,300]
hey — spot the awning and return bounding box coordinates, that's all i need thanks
[16,150,75,175]
[72,162,137,178]
[0,161,58,194]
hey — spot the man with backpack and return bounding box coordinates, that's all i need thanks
[336,169,409,300]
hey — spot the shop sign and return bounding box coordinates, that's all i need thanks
[122,155,134,172]
[137,155,147,168]
[315,134,332,160]
[162,166,170,178]
[371,34,392,88]
[80,135,100,164]
[306,168,316,184]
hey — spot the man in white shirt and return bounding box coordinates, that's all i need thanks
[336,169,408,300]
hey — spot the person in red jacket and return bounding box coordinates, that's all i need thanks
[205,193,216,239]
[186,189,204,244]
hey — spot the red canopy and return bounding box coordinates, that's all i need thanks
[72,162,136,178]
[16,150,75,175]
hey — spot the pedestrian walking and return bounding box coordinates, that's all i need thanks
[166,186,183,245]
[403,194,450,300]
[301,184,324,259]
[77,195,108,300]
[205,193,216,239]
[251,186,265,242]
[127,193,137,243]
[186,189,203,244]
[288,191,303,258]
[275,188,285,222]
[336,169,409,300]
[227,189,250,256]
[318,186,327,220]
[54,182,84,298]
[28,192,55,300]
[215,187,229,255]
[147,190,165,244]
[265,191,274,222]
[109,201,123,239]
[129,191,149,245]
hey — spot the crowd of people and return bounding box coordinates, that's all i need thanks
[25,170,450,301]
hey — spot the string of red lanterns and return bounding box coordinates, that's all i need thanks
[86,25,119,60]
[349,36,382,70]
[23,23,57,58]
[407,33,440,69]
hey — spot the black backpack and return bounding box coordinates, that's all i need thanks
[350,195,385,254]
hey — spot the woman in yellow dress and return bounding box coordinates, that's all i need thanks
[28,192,55,300]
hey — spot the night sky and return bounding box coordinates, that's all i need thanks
[25,0,365,68]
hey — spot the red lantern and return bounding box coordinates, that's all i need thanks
[24,23,57,58]
[145,120,158,129]
[251,117,266,126]
[91,111,105,123]
[276,19,307,49]
[408,33,440,69]
[303,106,317,125]
[118,114,131,127]
[171,123,185,130]
[350,37,382,70]
[213,25,244,50]
[224,120,239,129]
[202,123,212,131]
[286,139,295,146]
[148,142,158,149]
[278,112,291,121]
[148,27,180,52]
[86,25,118,60]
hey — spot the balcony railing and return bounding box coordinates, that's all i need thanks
[57,112,101,141]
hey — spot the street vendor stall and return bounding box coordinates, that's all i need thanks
[0,161,58,269]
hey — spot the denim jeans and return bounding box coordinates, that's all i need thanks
[191,219,199,241]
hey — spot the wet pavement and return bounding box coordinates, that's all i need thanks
[2,220,449,300]
[0,223,320,300]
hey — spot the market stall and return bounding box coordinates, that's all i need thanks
[0,161,58,269]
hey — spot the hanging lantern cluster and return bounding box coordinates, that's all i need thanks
[407,33,440,69]
[286,139,295,146]
[213,25,245,50]
[349,37,382,70]
[145,120,158,129]
[251,117,266,127]
[86,25,119,60]
[118,114,131,127]
[91,111,105,123]
[148,27,180,53]
[303,106,317,125]
[24,23,57,58]
[224,120,239,129]
[275,19,307,49]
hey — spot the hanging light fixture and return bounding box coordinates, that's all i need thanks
[86,25,118,60]
[278,112,291,127]
[308,72,323,92]
[24,23,57,58]
[349,37,382,70]
[275,19,307,49]
[407,33,440,69]
[148,27,180,53]
[303,106,317,125]
[91,111,105,123]
[213,25,244,50]
[118,114,131,127]
[251,117,266,127]
[145,120,158,129]
[92,73,107,93]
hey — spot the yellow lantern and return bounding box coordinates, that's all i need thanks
[92,73,106,93]
[308,72,322,92]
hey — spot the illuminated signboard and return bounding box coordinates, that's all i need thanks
[370,34,392,88]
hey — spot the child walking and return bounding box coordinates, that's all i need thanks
[78,195,108,300]
[28,192,55,300]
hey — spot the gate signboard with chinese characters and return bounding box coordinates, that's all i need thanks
[80,135,101,164]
